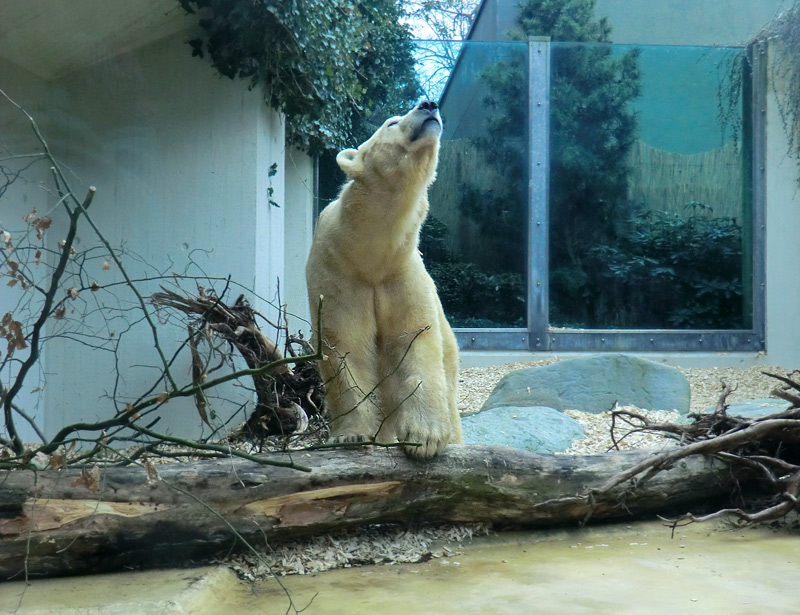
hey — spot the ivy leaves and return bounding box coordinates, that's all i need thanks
[180,0,419,153]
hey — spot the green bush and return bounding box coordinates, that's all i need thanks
[575,202,745,329]
[420,217,525,328]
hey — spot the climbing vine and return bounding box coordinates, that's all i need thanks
[756,2,800,182]
[179,0,420,153]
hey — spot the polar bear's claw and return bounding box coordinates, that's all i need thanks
[401,430,448,459]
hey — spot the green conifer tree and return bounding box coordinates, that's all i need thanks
[479,0,641,327]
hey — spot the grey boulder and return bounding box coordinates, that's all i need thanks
[481,354,690,414]
[703,397,792,419]
[461,405,585,454]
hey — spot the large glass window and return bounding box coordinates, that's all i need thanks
[350,40,766,352]
[549,43,755,333]
[423,41,530,329]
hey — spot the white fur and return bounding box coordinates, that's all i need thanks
[306,105,461,458]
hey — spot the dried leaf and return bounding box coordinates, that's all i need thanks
[7,260,18,275]
[90,281,100,292]
[188,327,209,425]
[2,230,12,251]
[6,279,17,287]
[53,305,66,320]
[122,404,141,419]
[33,216,51,239]
[101,261,111,271]
[58,240,76,256]
[4,319,27,354]
[144,459,160,485]
[34,249,42,266]
[71,465,101,492]
[67,287,79,300]
[157,392,170,404]
[49,446,66,470]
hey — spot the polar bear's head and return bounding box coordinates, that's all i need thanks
[336,101,442,190]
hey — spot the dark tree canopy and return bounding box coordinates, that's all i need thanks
[180,0,421,153]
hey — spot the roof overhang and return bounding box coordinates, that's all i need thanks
[0,0,193,81]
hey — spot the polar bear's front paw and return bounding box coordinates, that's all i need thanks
[399,426,449,459]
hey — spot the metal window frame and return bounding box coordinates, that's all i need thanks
[455,39,766,353]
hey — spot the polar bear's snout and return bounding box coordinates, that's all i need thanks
[410,100,442,142]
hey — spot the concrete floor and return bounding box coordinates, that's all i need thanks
[2,518,798,615]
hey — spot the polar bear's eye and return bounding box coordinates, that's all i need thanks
[387,120,399,127]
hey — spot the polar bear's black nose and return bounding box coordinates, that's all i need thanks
[418,100,438,111]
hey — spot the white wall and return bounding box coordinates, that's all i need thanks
[1,31,307,442]
[284,148,315,335]
[0,58,53,443]
[44,32,286,438]
[254,100,287,328]
[763,40,800,367]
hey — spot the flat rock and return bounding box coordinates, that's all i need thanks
[702,397,792,418]
[481,354,690,414]
[461,405,585,454]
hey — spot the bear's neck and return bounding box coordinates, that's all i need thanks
[339,181,429,277]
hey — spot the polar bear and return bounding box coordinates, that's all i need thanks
[306,100,461,459]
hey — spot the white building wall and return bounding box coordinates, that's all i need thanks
[1,31,301,441]
[254,102,286,327]
[44,32,280,438]
[283,148,315,335]
[763,41,800,367]
[0,59,53,443]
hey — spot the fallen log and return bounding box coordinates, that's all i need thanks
[0,445,745,580]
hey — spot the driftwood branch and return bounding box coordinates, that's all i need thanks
[609,372,800,528]
[0,445,744,579]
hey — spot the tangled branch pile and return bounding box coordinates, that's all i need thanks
[150,287,324,442]
[607,371,800,526]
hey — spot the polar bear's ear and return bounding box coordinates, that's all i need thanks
[336,148,363,179]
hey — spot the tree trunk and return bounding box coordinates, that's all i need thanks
[0,445,743,580]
